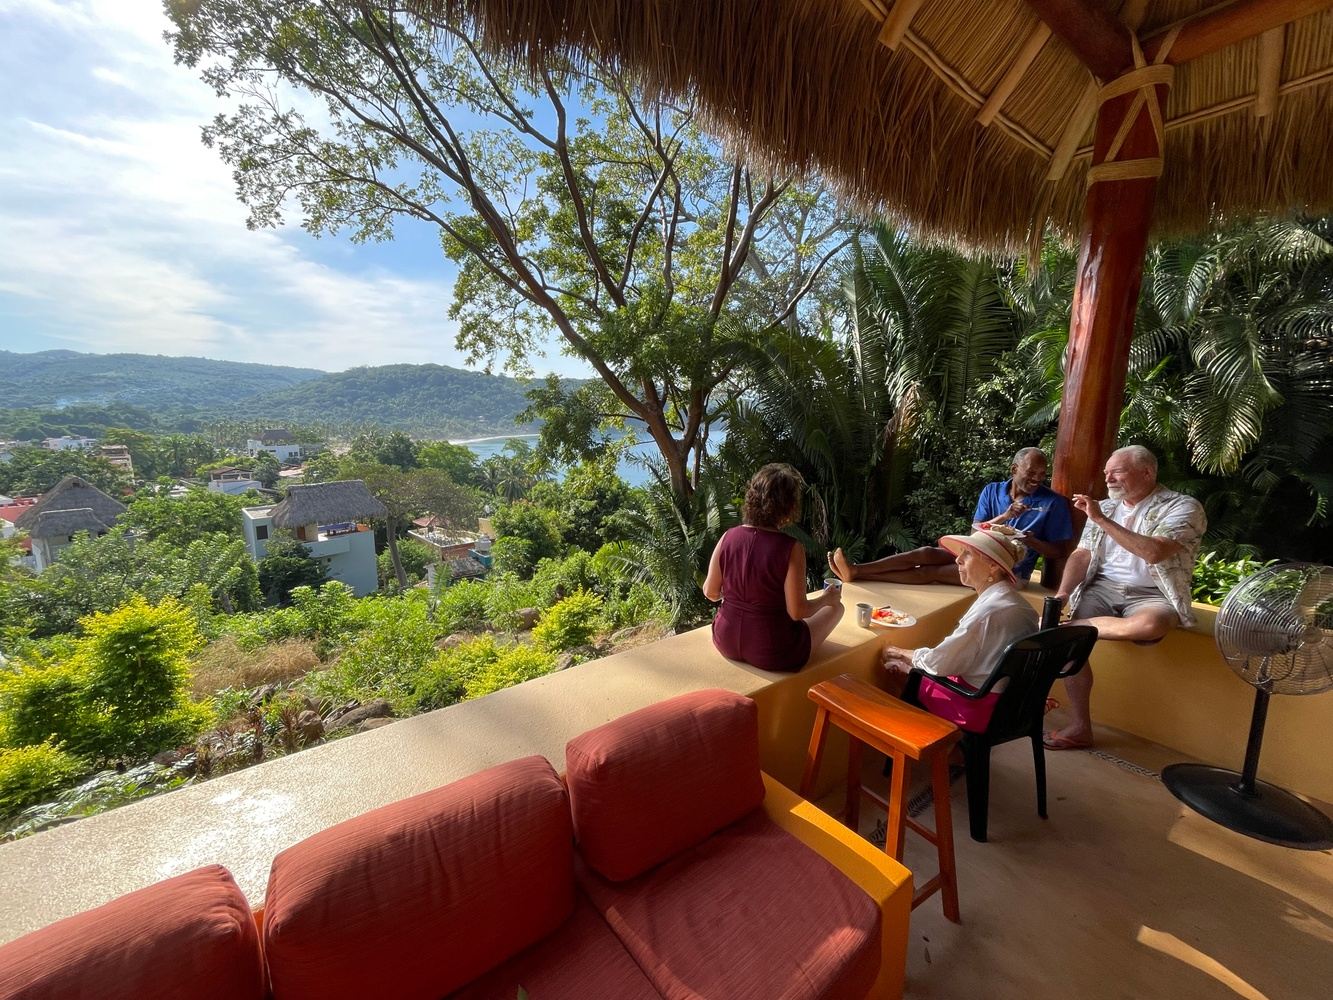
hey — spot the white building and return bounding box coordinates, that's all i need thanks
[208,467,262,495]
[242,480,387,597]
[245,430,310,464]
[42,435,98,452]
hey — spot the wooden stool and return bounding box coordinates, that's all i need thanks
[799,672,962,922]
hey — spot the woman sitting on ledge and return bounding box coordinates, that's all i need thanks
[880,524,1036,730]
[702,463,844,672]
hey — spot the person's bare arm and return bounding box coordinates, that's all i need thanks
[1055,547,1092,604]
[1071,495,1183,564]
[1022,533,1071,560]
[784,544,840,620]
[702,539,724,602]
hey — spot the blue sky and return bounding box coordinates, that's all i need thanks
[0,1,586,377]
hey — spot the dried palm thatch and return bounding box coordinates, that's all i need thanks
[30,509,112,540]
[14,476,126,536]
[423,0,1333,251]
[269,481,388,528]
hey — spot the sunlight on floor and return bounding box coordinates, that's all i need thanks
[1136,926,1271,1000]
[1166,805,1333,919]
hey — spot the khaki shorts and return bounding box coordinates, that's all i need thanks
[1072,577,1176,621]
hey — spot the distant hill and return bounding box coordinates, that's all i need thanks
[0,350,323,411]
[0,351,545,439]
[236,364,537,438]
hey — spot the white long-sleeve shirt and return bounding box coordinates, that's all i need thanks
[911,583,1037,687]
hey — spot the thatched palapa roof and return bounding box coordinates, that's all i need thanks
[32,509,112,540]
[269,481,388,528]
[14,476,126,537]
[426,0,1333,250]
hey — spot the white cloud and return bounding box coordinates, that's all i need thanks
[0,0,586,376]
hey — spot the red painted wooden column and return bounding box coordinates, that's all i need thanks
[1050,76,1170,504]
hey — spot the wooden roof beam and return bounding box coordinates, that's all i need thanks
[1254,27,1285,118]
[879,0,926,50]
[1023,0,1132,80]
[1146,0,1333,66]
[977,23,1053,127]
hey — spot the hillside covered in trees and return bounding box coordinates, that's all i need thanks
[0,353,555,439]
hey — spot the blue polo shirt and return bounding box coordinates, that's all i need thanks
[972,481,1074,581]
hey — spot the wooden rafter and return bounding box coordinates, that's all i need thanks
[977,23,1052,127]
[1255,27,1286,118]
[1145,0,1333,66]
[1023,0,1131,79]
[879,0,926,49]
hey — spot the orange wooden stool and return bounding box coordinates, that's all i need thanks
[799,672,962,922]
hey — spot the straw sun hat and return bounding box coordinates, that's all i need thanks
[938,523,1027,586]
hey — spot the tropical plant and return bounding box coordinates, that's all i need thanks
[532,590,604,653]
[0,743,85,818]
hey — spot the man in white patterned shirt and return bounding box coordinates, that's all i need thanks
[1045,446,1207,750]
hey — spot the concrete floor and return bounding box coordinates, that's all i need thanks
[824,715,1333,1000]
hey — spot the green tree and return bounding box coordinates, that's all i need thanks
[0,446,127,497]
[167,0,845,505]
[490,502,566,577]
[528,452,638,552]
[347,430,419,471]
[417,440,482,488]
[257,536,329,606]
[252,451,281,489]
[122,488,247,548]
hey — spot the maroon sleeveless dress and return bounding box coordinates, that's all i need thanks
[711,525,812,672]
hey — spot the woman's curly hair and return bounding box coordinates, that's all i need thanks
[742,463,803,529]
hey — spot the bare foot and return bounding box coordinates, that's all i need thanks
[827,548,855,582]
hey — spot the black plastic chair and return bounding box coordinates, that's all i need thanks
[912,625,1099,843]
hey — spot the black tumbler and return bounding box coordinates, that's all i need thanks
[1040,596,1063,629]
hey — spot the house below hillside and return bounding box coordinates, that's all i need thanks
[12,476,126,573]
[42,435,97,452]
[245,430,314,465]
[99,444,134,475]
[207,467,262,495]
[242,480,387,597]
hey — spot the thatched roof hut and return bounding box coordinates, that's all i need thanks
[428,0,1333,251]
[31,509,112,540]
[14,476,126,538]
[269,481,388,529]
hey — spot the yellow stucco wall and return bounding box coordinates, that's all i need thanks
[1046,599,1333,805]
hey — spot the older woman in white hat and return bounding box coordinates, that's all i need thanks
[881,524,1038,731]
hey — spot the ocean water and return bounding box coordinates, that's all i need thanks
[452,432,658,488]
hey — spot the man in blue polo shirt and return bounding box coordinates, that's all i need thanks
[828,447,1074,587]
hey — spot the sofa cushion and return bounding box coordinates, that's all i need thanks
[450,895,660,1000]
[579,810,882,1000]
[0,864,264,1000]
[264,755,574,1000]
[565,689,765,881]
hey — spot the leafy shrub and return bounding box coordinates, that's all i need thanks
[378,538,436,588]
[491,502,566,576]
[433,579,492,635]
[0,743,85,818]
[530,550,597,605]
[257,537,328,606]
[484,574,548,632]
[0,661,87,751]
[1192,551,1278,605]
[408,636,501,711]
[303,599,440,707]
[464,644,557,700]
[490,536,535,577]
[602,581,669,631]
[532,590,604,653]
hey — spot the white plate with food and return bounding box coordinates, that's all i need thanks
[869,605,917,629]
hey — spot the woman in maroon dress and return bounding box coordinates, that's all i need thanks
[702,464,844,671]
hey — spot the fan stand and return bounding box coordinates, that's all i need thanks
[1163,689,1333,850]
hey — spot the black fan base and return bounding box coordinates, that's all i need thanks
[1163,764,1333,851]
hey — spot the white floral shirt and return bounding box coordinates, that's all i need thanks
[1071,486,1207,626]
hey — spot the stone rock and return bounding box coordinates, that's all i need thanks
[248,683,280,708]
[301,695,323,715]
[327,699,393,731]
[554,653,576,671]
[435,632,469,651]
[357,717,395,733]
[516,607,541,630]
[609,623,655,646]
[151,749,186,767]
[296,710,325,745]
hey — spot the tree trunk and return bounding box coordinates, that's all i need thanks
[385,519,407,590]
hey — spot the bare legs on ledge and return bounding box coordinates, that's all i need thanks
[827,546,962,586]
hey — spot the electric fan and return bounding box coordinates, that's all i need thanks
[1162,562,1333,850]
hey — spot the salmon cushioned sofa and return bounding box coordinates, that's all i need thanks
[0,690,906,1000]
